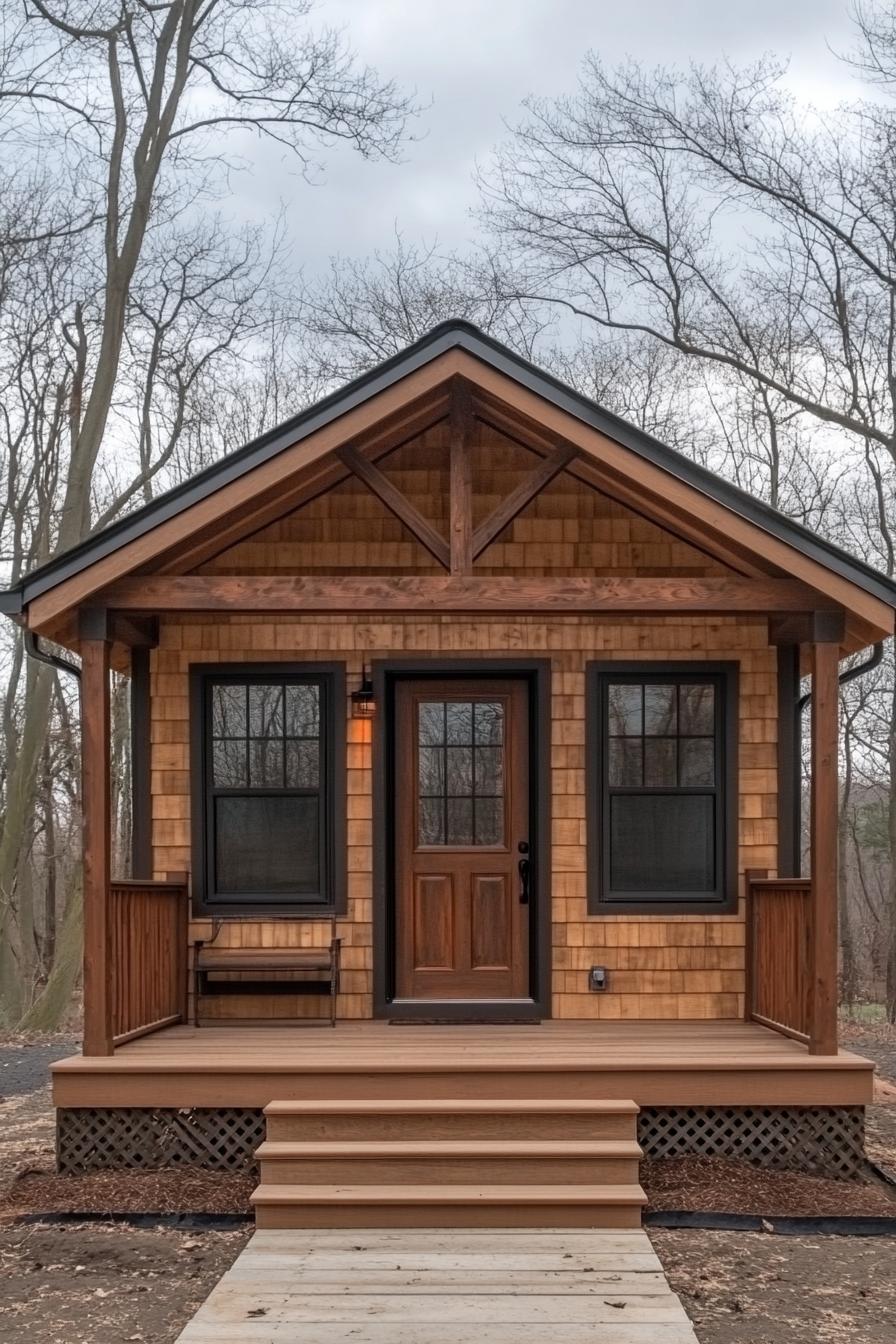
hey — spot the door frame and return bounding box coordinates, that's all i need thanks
[372,657,552,1022]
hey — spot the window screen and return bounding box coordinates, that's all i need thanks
[201,674,332,906]
[589,667,734,909]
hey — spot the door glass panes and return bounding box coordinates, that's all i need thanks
[417,700,504,846]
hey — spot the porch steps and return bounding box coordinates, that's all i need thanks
[263,1096,640,1140]
[251,1097,646,1229]
[256,1138,642,1185]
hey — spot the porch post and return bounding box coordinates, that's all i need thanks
[80,608,113,1056]
[809,638,839,1056]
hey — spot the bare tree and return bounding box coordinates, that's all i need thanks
[481,0,896,1015]
[0,0,417,1027]
[299,233,548,384]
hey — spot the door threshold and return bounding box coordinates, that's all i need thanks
[385,998,543,1025]
[388,1017,542,1026]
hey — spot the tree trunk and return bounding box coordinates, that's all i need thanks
[839,708,857,1010]
[18,880,83,1034]
[887,686,896,1023]
[0,660,54,1025]
[110,673,131,877]
[42,733,57,973]
[838,804,858,1010]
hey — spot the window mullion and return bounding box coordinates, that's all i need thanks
[244,683,250,788]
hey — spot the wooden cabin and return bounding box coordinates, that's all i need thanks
[3,321,893,1227]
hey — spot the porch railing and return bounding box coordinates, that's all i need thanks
[110,878,189,1044]
[746,874,813,1046]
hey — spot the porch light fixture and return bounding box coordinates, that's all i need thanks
[351,666,375,719]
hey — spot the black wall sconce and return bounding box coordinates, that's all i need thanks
[351,665,375,719]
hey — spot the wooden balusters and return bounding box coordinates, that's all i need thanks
[746,876,813,1042]
[109,879,189,1043]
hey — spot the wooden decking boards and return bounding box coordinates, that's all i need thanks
[173,1228,700,1343]
[52,1019,875,1109]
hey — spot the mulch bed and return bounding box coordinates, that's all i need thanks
[643,1156,896,1217]
[3,1156,895,1220]
[0,1169,254,1217]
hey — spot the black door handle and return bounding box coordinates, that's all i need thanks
[518,856,531,905]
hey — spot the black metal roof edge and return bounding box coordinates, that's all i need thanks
[7,322,467,604]
[448,326,896,608]
[5,317,896,611]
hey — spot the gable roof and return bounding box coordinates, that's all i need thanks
[3,319,896,620]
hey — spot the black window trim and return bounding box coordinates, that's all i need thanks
[190,662,346,917]
[586,660,739,915]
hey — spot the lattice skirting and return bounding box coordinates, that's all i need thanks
[57,1104,866,1178]
[638,1105,866,1178]
[57,1108,265,1174]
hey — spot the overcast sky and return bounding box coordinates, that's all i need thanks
[228,0,860,280]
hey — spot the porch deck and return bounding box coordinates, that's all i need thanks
[52,1019,874,1109]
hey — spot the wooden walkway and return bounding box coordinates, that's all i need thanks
[174,1227,699,1343]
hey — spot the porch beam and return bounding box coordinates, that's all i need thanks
[768,611,846,645]
[79,608,113,1056]
[809,639,840,1056]
[472,442,577,560]
[110,613,159,648]
[449,378,474,573]
[336,443,450,569]
[101,574,833,614]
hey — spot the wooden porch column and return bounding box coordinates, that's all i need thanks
[80,609,112,1056]
[809,639,840,1056]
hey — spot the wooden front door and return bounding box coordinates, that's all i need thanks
[394,678,531,1003]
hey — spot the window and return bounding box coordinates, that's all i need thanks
[191,666,345,912]
[586,663,737,913]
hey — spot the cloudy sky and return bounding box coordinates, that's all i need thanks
[227,0,861,278]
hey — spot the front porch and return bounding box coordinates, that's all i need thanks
[53,1017,873,1110]
[52,1018,874,1207]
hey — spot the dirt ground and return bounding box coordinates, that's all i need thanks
[1,1025,896,1344]
[0,1220,251,1343]
[653,1023,896,1344]
[652,1226,896,1344]
[0,1036,251,1342]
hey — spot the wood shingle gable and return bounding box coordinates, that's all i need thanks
[1,321,893,648]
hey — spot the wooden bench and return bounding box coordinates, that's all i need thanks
[193,917,341,1026]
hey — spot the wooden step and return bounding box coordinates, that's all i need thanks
[255,1138,643,1186]
[264,1097,639,1142]
[250,1182,647,1229]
